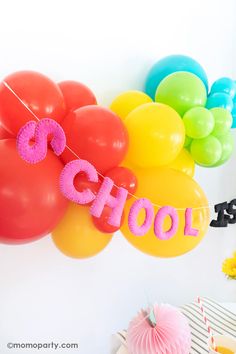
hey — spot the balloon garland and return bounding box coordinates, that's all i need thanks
[0,54,235,258]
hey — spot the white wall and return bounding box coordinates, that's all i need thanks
[0,1,236,353]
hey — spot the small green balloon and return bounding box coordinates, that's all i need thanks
[213,132,234,166]
[183,107,214,139]
[210,107,233,136]
[184,135,193,148]
[155,72,207,116]
[190,135,222,166]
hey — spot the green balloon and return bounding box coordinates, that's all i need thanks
[184,135,193,148]
[210,108,233,137]
[183,107,214,139]
[190,135,222,166]
[213,132,234,166]
[155,72,207,116]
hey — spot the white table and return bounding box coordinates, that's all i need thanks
[111,303,236,354]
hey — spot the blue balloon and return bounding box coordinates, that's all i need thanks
[206,92,233,111]
[144,55,208,100]
[231,104,236,128]
[210,77,236,99]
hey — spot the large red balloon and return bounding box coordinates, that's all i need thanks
[61,106,129,174]
[0,71,66,136]
[0,123,14,140]
[58,80,97,113]
[0,139,68,244]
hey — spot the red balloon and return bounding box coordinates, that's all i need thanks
[0,71,66,136]
[0,123,14,140]
[58,80,97,113]
[61,106,129,174]
[92,205,125,233]
[105,166,138,199]
[74,172,101,206]
[0,139,68,244]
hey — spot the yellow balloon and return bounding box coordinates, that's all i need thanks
[121,167,209,258]
[52,203,113,258]
[124,103,185,167]
[169,148,195,177]
[110,90,152,120]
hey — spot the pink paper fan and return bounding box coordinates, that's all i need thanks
[127,303,191,354]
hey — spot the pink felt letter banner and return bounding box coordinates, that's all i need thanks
[184,208,199,236]
[16,118,202,241]
[90,177,128,227]
[17,118,66,164]
[154,206,179,240]
[60,159,99,204]
[128,198,154,236]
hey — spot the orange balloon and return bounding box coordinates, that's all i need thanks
[168,148,195,177]
[124,103,185,168]
[121,167,209,258]
[110,90,152,120]
[52,203,113,259]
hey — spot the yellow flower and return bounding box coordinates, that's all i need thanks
[222,254,236,279]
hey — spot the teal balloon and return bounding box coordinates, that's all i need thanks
[210,77,236,99]
[231,103,236,128]
[145,55,208,100]
[206,92,233,111]
[190,136,222,167]
[213,132,234,166]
